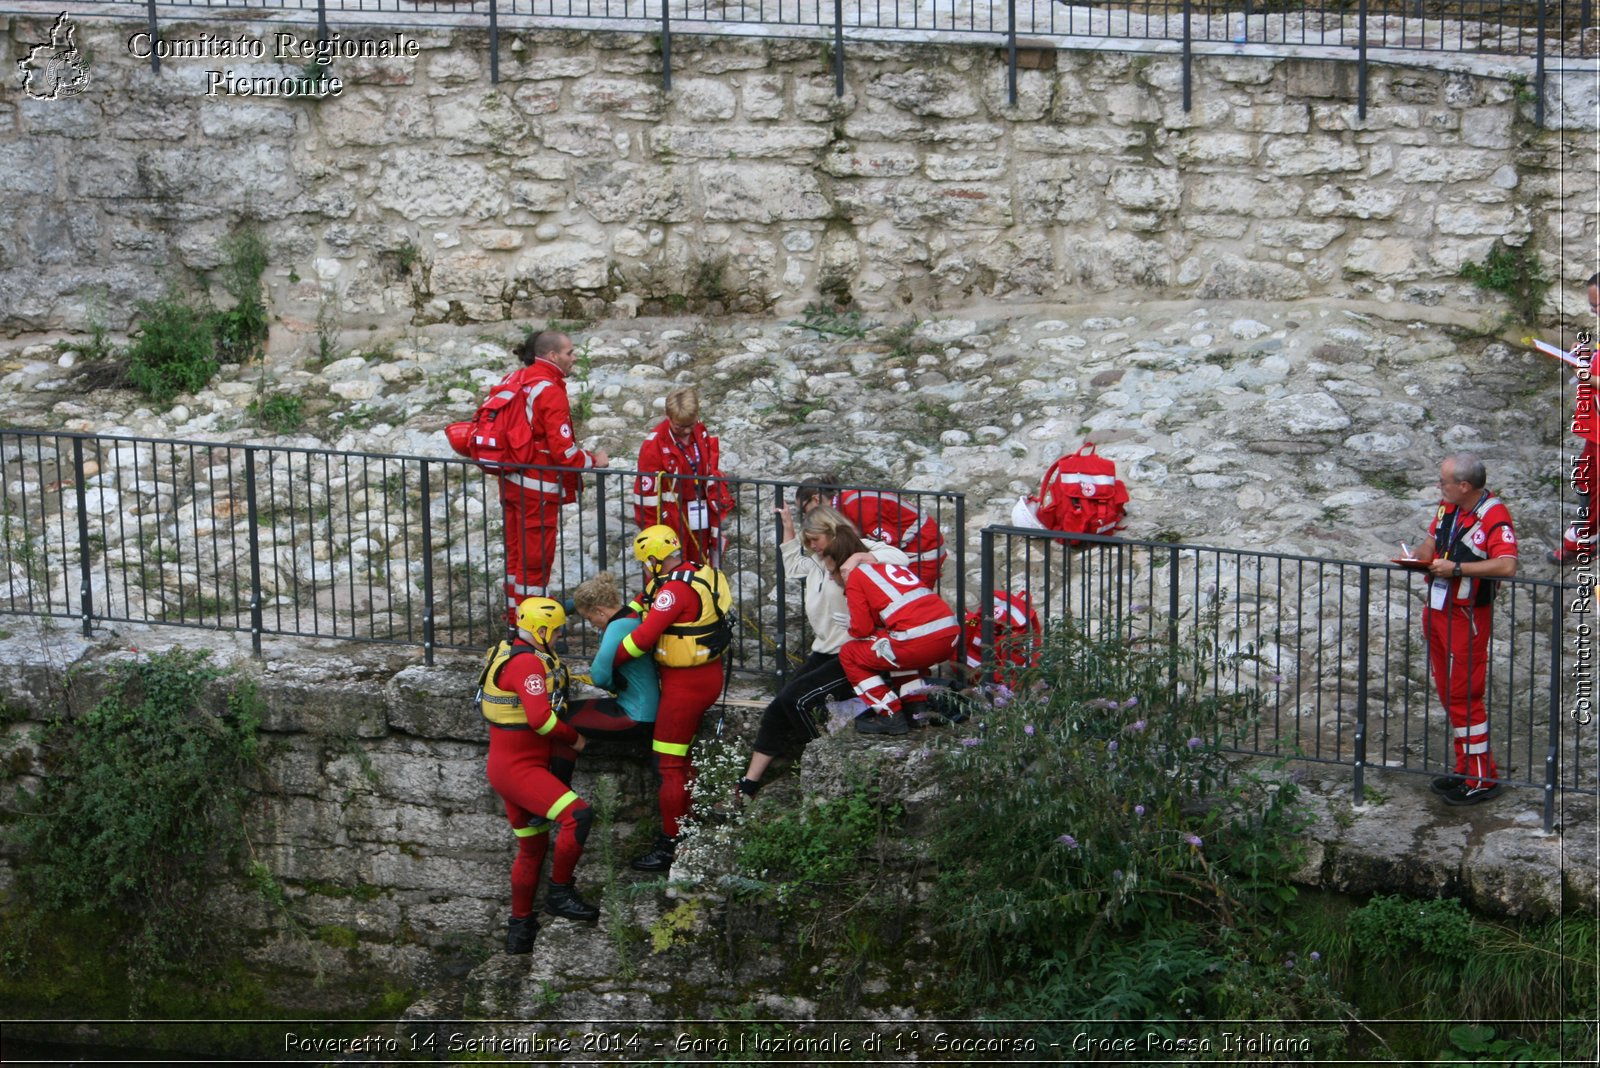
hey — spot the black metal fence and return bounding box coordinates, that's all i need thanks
[55,0,1597,124]
[0,428,964,682]
[978,525,1593,832]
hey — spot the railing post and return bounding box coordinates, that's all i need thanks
[244,447,264,659]
[775,493,790,684]
[488,0,500,86]
[979,528,995,679]
[954,494,966,655]
[1006,0,1018,107]
[1353,566,1371,806]
[1167,543,1180,693]
[143,0,160,73]
[420,461,436,667]
[1180,0,1192,113]
[1357,0,1369,121]
[833,0,845,98]
[72,436,93,637]
[1534,0,1547,128]
[661,1,672,92]
[1545,591,1562,834]
[316,0,327,45]
[595,472,609,571]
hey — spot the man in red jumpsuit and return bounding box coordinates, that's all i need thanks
[798,478,948,591]
[1415,453,1517,806]
[1552,273,1599,566]
[479,597,601,953]
[959,589,1043,687]
[633,386,734,568]
[833,554,960,736]
[499,331,608,624]
[613,525,728,871]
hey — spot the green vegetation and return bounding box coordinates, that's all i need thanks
[8,649,264,991]
[247,392,306,434]
[210,227,270,363]
[789,302,871,339]
[1460,241,1550,327]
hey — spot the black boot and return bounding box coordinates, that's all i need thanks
[630,833,678,872]
[505,914,539,954]
[545,881,600,922]
[855,709,910,736]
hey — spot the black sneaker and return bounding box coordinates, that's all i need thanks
[545,881,599,922]
[1440,782,1504,806]
[1430,774,1466,795]
[630,834,678,872]
[855,710,910,736]
[505,914,539,954]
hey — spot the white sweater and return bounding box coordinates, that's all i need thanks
[780,535,910,654]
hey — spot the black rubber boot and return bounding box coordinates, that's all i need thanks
[630,833,678,872]
[545,881,600,922]
[505,914,539,954]
[855,710,910,736]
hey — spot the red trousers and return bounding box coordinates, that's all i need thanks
[486,727,588,917]
[650,661,725,837]
[1423,603,1500,788]
[500,487,561,623]
[839,630,959,716]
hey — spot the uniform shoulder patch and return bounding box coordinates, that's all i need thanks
[526,673,546,696]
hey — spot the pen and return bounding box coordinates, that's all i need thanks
[1400,541,1413,559]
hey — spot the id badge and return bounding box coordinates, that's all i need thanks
[687,501,710,530]
[1428,579,1447,610]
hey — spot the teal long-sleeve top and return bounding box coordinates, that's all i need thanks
[590,612,660,724]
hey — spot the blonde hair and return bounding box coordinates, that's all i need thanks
[664,386,700,426]
[573,572,623,615]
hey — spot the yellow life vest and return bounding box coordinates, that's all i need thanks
[476,641,568,730]
[644,564,733,668]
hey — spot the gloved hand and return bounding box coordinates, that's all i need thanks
[871,636,899,666]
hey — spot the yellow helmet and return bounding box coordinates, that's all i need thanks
[633,524,682,570]
[515,597,567,643]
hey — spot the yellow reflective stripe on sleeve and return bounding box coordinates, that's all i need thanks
[513,823,550,838]
[628,597,647,613]
[545,791,579,821]
[622,634,646,659]
[533,709,562,735]
[652,739,691,757]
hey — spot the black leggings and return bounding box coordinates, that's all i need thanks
[751,651,854,756]
[567,697,656,746]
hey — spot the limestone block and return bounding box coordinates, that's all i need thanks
[200,104,299,138]
[473,229,526,251]
[16,96,99,138]
[979,65,1052,122]
[924,154,1007,182]
[513,240,609,290]
[571,77,665,119]
[700,163,830,223]
[1427,237,1498,275]
[1304,184,1403,219]
[649,125,831,160]
[1459,108,1514,149]
[537,116,617,158]
[1262,137,1363,176]
[1106,167,1181,212]
[1257,222,1345,251]
[841,111,1002,146]
[1432,203,1524,237]
[427,50,482,85]
[1060,233,1170,290]
[143,143,298,204]
[1171,132,1259,166]
[1285,60,1360,100]
[64,153,142,199]
[793,76,856,123]
[1210,56,1278,85]
[1343,238,1421,282]
[514,56,596,80]
[866,70,980,119]
[1013,126,1149,156]
[574,161,693,224]
[1193,254,1310,300]
[1261,392,1351,435]
[1102,82,1162,125]
[672,78,737,121]
[1187,175,1302,217]
[978,233,1055,297]
[431,92,532,150]
[0,140,57,196]
[1232,104,1311,134]
[1392,147,1503,184]
[511,84,562,116]
[432,250,503,295]
[510,181,567,213]
[372,150,506,221]
[836,179,1011,229]
[741,74,786,120]
[1016,159,1100,224]
[820,144,920,178]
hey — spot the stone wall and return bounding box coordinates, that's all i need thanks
[2,14,1596,336]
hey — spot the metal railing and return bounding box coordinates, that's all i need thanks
[0,428,964,682]
[36,0,1596,124]
[978,525,1593,832]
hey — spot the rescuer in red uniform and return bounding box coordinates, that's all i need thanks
[612,525,730,871]
[633,385,734,568]
[797,477,948,591]
[478,597,601,954]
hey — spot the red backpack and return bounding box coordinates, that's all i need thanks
[1032,443,1129,542]
[446,368,535,474]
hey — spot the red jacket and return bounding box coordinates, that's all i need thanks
[496,647,580,747]
[961,590,1042,678]
[502,358,598,503]
[633,420,733,549]
[834,489,947,589]
[845,561,958,641]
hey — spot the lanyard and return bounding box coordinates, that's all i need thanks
[1438,492,1489,560]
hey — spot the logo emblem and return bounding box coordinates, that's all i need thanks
[640,476,654,492]
[527,674,545,695]
[559,424,572,439]
[653,591,675,612]
[17,13,90,100]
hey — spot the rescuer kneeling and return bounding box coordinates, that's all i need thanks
[479,597,601,954]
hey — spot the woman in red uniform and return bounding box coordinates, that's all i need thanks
[479,597,600,953]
